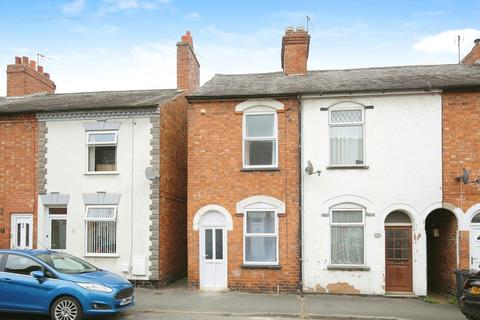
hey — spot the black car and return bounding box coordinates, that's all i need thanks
[461,272,480,320]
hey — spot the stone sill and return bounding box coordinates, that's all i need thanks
[326,165,369,170]
[327,265,370,271]
[241,167,281,172]
[241,264,281,270]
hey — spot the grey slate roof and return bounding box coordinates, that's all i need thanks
[189,64,480,100]
[0,89,182,114]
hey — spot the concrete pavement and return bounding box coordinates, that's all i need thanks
[0,279,468,320]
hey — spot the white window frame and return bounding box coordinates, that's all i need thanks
[329,208,366,267]
[328,106,366,167]
[84,205,118,257]
[242,111,278,169]
[86,131,118,174]
[243,208,279,266]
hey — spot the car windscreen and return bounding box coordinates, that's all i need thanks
[35,253,98,274]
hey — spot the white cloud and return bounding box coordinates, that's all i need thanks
[99,0,171,13]
[62,0,86,14]
[103,24,120,33]
[414,28,480,54]
[185,12,200,20]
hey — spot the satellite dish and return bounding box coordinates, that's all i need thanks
[456,168,470,185]
[305,160,321,176]
[145,167,159,181]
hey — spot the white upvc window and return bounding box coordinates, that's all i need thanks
[85,206,117,256]
[243,112,278,168]
[329,107,365,166]
[86,131,118,173]
[244,210,278,265]
[330,209,365,266]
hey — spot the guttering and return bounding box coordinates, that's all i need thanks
[297,93,304,296]
[186,93,298,102]
[301,89,443,99]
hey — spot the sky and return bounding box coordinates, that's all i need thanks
[0,0,479,95]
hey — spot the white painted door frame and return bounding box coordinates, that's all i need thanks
[45,214,67,251]
[470,225,480,270]
[199,222,227,290]
[10,214,33,249]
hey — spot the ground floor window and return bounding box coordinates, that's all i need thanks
[85,206,117,255]
[330,209,364,265]
[244,210,278,264]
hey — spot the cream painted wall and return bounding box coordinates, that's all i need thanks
[37,117,152,280]
[301,93,443,295]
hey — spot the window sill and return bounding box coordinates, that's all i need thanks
[327,265,370,271]
[326,165,369,170]
[84,171,119,175]
[241,264,281,270]
[84,255,119,258]
[241,167,280,172]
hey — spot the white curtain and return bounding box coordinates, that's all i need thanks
[331,226,364,265]
[330,126,363,165]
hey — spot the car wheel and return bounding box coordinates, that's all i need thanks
[51,296,83,320]
[466,315,480,320]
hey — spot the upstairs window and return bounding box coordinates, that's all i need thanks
[243,113,277,168]
[329,108,364,166]
[87,131,117,172]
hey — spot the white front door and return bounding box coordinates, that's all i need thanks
[200,227,227,289]
[470,226,480,269]
[47,217,67,250]
[11,214,33,249]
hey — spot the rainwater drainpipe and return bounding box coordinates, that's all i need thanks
[298,93,304,296]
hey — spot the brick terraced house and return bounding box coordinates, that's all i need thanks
[187,28,480,295]
[0,31,198,286]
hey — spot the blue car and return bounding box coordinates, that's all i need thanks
[0,249,134,320]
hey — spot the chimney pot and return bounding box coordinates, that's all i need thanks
[285,26,294,33]
[15,57,21,64]
[29,60,36,69]
[37,65,44,73]
[44,73,50,79]
[296,26,306,32]
[22,56,29,65]
[475,38,480,44]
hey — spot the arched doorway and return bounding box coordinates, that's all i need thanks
[198,210,228,290]
[384,211,413,293]
[425,209,458,295]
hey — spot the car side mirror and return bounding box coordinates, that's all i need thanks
[31,270,45,279]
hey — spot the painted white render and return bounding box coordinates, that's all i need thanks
[301,93,444,295]
[37,117,153,280]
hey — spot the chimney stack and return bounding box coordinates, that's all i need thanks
[177,31,200,92]
[281,26,310,75]
[6,56,56,97]
[461,38,480,64]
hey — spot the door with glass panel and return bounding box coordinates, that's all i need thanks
[385,226,413,293]
[200,227,226,289]
[46,208,67,251]
[10,214,33,249]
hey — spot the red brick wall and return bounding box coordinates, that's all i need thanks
[462,41,480,64]
[187,98,300,293]
[158,95,188,285]
[0,114,38,249]
[7,57,55,97]
[443,91,480,269]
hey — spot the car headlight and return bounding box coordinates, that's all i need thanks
[76,282,113,293]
